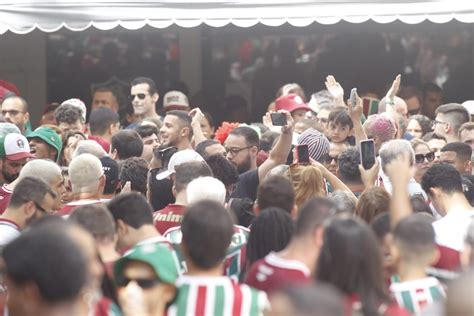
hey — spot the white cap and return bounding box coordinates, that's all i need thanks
[156,149,205,180]
[1,133,34,161]
[61,98,87,122]
[163,91,189,111]
[462,100,474,116]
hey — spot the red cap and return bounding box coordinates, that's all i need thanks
[275,93,310,113]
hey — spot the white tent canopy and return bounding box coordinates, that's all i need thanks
[0,0,473,34]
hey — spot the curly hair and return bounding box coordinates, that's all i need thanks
[337,147,361,183]
[55,105,83,124]
[119,157,149,195]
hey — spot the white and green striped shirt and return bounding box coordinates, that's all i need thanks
[166,276,269,316]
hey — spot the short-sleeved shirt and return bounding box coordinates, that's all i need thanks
[244,252,311,294]
[390,277,446,315]
[230,169,259,201]
[165,275,269,316]
[432,208,474,251]
[0,185,12,215]
[0,218,21,247]
[165,225,250,281]
[153,204,186,235]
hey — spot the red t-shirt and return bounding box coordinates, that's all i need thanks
[0,185,13,215]
[244,252,312,294]
[153,204,186,235]
[57,200,103,217]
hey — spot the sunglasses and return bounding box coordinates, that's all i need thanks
[415,152,435,164]
[118,277,161,289]
[321,154,338,164]
[129,93,148,100]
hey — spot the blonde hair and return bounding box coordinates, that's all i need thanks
[285,164,325,208]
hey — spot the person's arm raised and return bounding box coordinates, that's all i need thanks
[189,108,207,146]
[347,92,367,146]
[325,75,346,108]
[310,158,357,201]
[358,160,380,189]
[258,110,294,181]
[385,152,414,229]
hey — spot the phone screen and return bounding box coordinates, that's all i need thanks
[297,145,310,164]
[271,113,287,126]
[360,140,376,170]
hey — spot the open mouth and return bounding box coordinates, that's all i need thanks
[30,148,37,155]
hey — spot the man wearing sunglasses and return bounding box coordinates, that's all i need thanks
[440,142,472,176]
[114,242,179,316]
[130,77,161,122]
[0,177,56,247]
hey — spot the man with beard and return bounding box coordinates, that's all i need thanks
[0,133,34,185]
[159,110,193,151]
[130,77,161,123]
[0,177,56,246]
[227,111,294,201]
[1,96,30,135]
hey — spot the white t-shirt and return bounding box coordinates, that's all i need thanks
[0,218,21,246]
[433,208,474,251]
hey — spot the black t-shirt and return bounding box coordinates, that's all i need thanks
[230,169,259,201]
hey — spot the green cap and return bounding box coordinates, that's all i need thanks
[27,127,62,161]
[114,242,180,286]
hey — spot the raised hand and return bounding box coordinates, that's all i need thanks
[358,160,380,189]
[189,107,205,125]
[347,92,363,121]
[386,74,401,101]
[384,151,414,185]
[325,75,345,105]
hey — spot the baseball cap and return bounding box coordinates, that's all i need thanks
[99,156,119,194]
[163,91,190,111]
[114,242,180,286]
[275,93,311,113]
[462,100,474,116]
[0,133,34,161]
[27,127,62,161]
[61,98,87,122]
[297,128,330,162]
[156,149,205,180]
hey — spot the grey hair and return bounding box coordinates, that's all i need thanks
[72,140,107,159]
[328,190,357,214]
[187,176,226,206]
[379,139,415,173]
[0,123,21,137]
[69,153,103,194]
[19,159,62,185]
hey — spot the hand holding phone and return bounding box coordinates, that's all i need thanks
[360,139,376,170]
[271,112,288,126]
[350,88,358,106]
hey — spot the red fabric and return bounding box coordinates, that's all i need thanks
[88,135,111,154]
[244,255,311,294]
[231,280,243,316]
[0,185,12,215]
[195,286,207,316]
[433,244,461,271]
[153,204,186,235]
[256,150,268,167]
[214,122,240,145]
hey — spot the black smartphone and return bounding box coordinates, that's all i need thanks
[296,145,310,164]
[360,139,376,170]
[271,112,287,126]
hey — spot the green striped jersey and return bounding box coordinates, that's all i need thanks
[166,276,269,316]
[164,225,250,281]
[389,277,445,315]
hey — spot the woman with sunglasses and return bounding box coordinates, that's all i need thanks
[410,139,435,183]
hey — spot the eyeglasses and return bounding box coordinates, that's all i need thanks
[33,201,49,214]
[225,146,253,156]
[321,154,338,164]
[129,93,148,101]
[432,120,448,128]
[118,277,161,289]
[415,152,435,164]
[1,110,24,116]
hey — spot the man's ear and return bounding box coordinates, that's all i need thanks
[152,93,159,104]
[181,126,190,138]
[116,219,128,234]
[172,185,177,198]
[465,160,472,174]
[99,174,106,192]
[23,201,36,218]
[111,149,118,160]
[290,204,298,219]
[444,123,452,134]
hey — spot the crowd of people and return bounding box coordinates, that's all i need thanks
[0,73,472,316]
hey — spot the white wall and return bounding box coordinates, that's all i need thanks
[0,31,48,127]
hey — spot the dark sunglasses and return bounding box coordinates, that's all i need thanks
[321,154,338,164]
[129,93,148,100]
[118,277,161,289]
[415,152,435,164]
